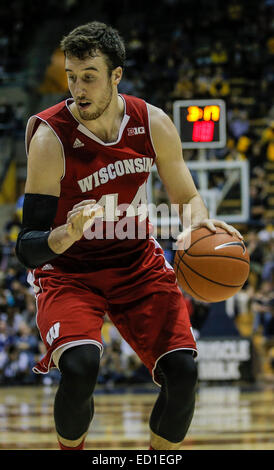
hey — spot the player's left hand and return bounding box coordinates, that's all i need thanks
[176,218,243,250]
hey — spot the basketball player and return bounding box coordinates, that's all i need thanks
[16,22,242,450]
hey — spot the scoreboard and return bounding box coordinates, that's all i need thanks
[173,99,226,149]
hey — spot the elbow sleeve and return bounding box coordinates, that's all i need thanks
[16,229,58,269]
[15,193,59,269]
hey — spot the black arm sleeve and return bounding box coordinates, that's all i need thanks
[15,193,59,269]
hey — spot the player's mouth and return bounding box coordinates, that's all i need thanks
[78,101,91,109]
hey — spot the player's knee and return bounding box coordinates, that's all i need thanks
[158,350,198,394]
[59,344,100,399]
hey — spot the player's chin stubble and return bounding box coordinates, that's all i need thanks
[79,85,113,121]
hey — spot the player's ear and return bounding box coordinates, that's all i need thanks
[112,66,123,86]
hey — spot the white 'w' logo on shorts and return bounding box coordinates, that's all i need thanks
[46,322,60,346]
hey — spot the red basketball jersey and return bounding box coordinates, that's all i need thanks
[25,94,159,271]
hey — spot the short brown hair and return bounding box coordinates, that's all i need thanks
[60,21,126,74]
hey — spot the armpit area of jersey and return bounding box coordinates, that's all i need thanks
[15,193,59,269]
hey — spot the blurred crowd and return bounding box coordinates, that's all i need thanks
[0,0,273,384]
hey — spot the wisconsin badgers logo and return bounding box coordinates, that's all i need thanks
[46,322,60,346]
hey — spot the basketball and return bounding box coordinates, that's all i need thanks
[174,227,250,303]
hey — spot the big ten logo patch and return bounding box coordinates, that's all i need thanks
[46,322,60,346]
[127,127,145,136]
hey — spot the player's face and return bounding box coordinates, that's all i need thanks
[65,53,118,121]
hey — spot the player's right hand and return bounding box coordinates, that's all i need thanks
[48,200,104,254]
[66,199,104,241]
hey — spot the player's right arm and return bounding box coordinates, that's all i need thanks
[16,123,101,268]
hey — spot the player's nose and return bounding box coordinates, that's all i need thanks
[74,79,87,96]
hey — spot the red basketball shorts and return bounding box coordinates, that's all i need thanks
[30,239,197,386]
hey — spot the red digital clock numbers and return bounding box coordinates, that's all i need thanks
[193,120,215,142]
[173,99,226,149]
[187,105,220,143]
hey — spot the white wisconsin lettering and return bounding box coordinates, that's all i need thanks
[78,175,93,192]
[107,163,116,179]
[98,167,109,184]
[123,159,135,174]
[114,160,125,176]
[77,157,154,193]
[134,158,144,172]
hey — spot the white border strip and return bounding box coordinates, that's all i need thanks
[145,102,157,158]
[25,115,66,180]
[33,339,104,374]
[66,95,130,147]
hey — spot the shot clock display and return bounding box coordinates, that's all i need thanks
[173,99,226,149]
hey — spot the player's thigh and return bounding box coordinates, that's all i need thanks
[109,286,197,383]
[35,275,107,353]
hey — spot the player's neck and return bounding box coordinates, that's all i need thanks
[71,92,125,143]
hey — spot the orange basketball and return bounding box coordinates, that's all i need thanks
[174,227,250,303]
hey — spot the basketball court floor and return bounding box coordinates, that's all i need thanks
[0,381,273,450]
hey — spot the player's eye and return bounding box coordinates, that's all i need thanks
[84,75,95,82]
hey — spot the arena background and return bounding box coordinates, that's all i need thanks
[0,0,273,451]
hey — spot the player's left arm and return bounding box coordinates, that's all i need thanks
[148,104,243,241]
